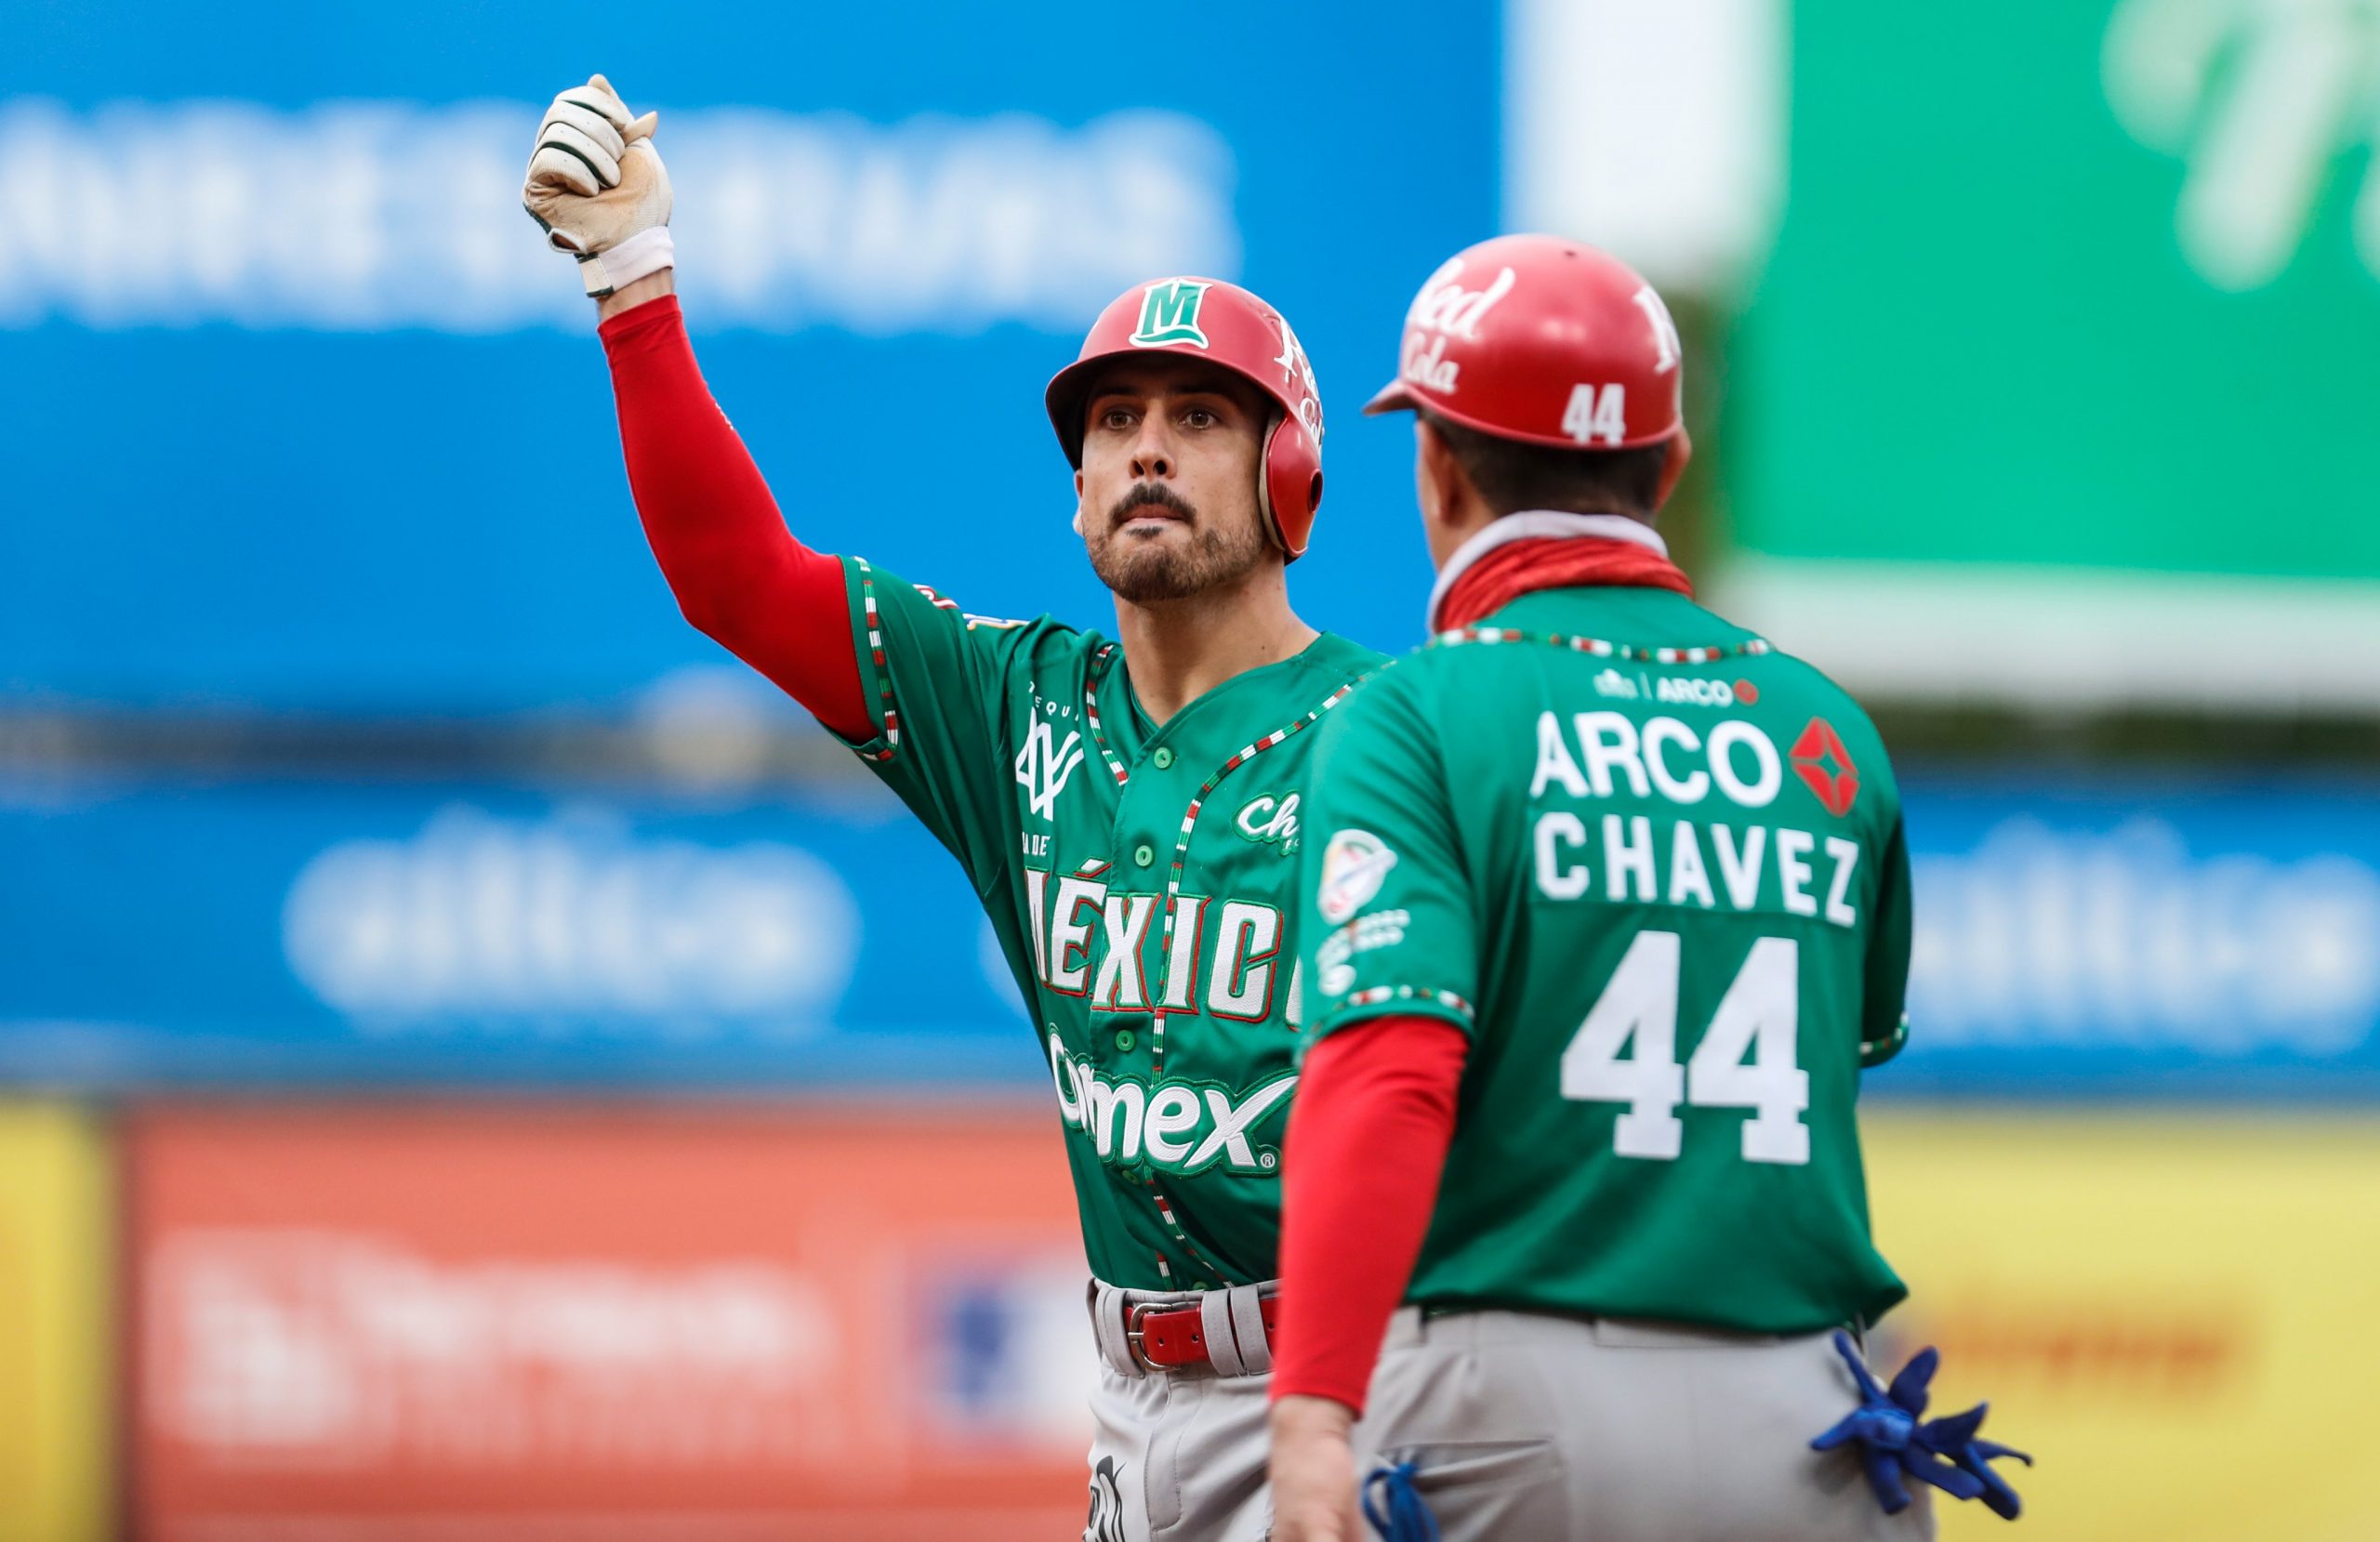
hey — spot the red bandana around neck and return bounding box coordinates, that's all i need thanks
[1434,535,1694,632]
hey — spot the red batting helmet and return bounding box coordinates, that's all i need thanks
[1365,234,1692,510]
[1047,276,1325,560]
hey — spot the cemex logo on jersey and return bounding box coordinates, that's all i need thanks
[1318,829,1398,924]
[1130,279,1212,348]
[1399,257,1515,394]
[1049,1035,1296,1176]
[1790,718,1859,818]
[1014,717,1086,820]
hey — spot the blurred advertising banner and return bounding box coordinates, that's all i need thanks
[128,1105,1094,1541]
[11,769,2380,1097]
[0,0,1493,716]
[0,771,1036,1088]
[1714,0,2380,711]
[1866,1113,2380,1541]
[1890,776,2380,1098]
[0,1102,113,1542]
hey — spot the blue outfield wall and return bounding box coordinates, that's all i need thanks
[0,769,1038,1089]
[5,767,2378,1098]
[1893,773,2380,1100]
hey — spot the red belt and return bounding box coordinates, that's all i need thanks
[1127,1292,1281,1371]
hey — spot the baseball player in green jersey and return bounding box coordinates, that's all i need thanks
[523,75,1384,1542]
[1264,235,2028,1541]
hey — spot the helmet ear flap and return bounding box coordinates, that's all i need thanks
[1259,412,1322,561]
[1254,415,1278,528]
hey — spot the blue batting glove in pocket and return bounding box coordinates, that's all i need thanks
[1361,1458,1442,1542]
[1810,1329,2033,1521]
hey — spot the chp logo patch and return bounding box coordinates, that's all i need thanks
[1317,829,1398,925]
[1235,791,1302,855]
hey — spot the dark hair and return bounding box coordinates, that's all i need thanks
[1420,409,1670,520]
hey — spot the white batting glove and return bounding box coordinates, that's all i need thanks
[522,73,674,298]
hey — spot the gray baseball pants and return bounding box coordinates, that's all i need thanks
[1353,1307,1938,1541]
[1082,1279,1276,1542]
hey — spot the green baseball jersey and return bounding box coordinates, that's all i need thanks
[836,556,1383,1290]
[1296,584,1910,1335]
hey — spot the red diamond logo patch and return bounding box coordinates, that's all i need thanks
[1790,718,1859,817]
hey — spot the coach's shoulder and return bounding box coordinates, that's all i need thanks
[1739,641,1904,816]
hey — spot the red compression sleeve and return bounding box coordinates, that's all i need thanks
[600,296,872,741]
[1273,1015,1470,1414]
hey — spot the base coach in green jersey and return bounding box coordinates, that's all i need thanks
[1263,235,2029,1542]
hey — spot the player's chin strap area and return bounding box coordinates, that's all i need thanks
[1090,1279,1279,1377]
[1811,1330,2032,1520]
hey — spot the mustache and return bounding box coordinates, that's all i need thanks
[1108,483,1197,528]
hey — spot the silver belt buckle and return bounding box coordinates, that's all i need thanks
[1124,1299,1165,1373]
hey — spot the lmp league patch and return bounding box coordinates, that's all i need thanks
[1317,829,1398,925]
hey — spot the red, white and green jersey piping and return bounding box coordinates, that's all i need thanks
[840,557,1382,1290]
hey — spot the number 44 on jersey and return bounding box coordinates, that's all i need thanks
[1563,930,1810,1166]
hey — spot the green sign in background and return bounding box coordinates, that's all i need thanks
[1728,0,2380,584]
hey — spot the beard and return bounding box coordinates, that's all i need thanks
[1086,483,1272,603]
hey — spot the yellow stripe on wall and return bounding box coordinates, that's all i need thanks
[1865,1111,2380,1542]
[0,1101,112,1542]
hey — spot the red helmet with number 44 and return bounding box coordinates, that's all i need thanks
[1047,276,1326,560]
[1366,234,1692,511]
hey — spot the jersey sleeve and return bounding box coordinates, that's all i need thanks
[1271,1014,1469,1414]
[831,556,1045,892]
[1296,669,1481,1045]
[1859,810,1914,1067]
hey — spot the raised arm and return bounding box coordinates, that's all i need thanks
[523,76,868,739]
[600,289,870,737]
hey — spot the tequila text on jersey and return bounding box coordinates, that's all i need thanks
[1024,866,1298,1022]
[1528,711,1862,929]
